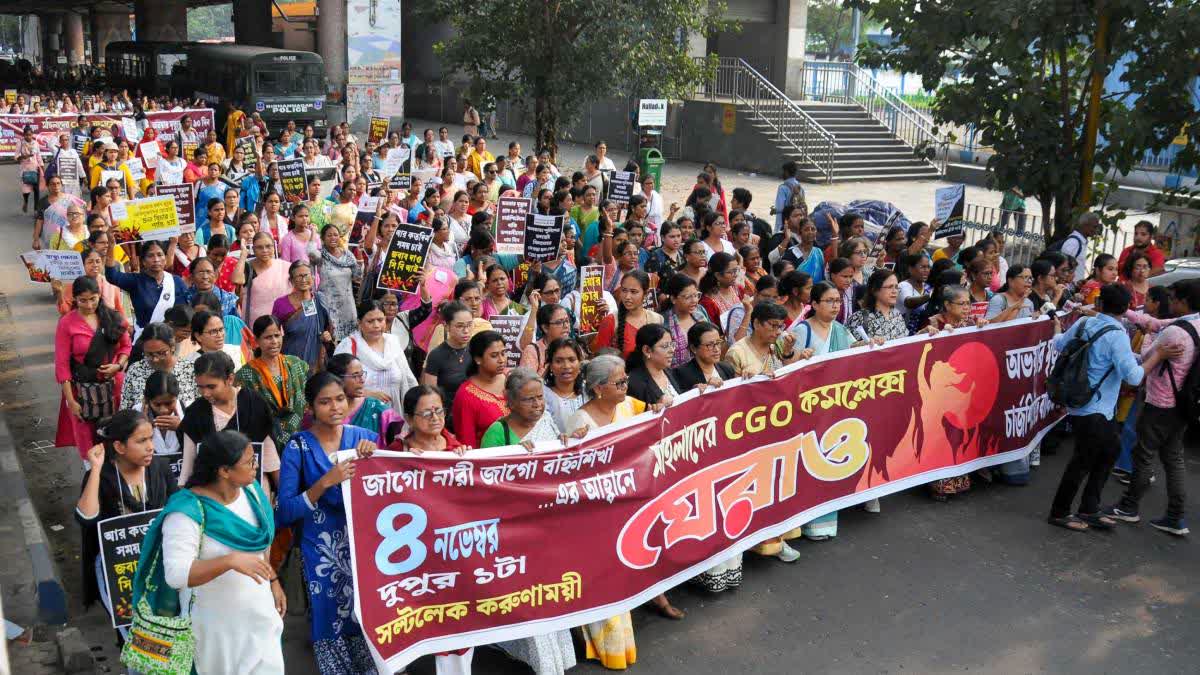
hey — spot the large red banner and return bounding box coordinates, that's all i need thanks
[0,109,215,158]
[345,318,1062,671]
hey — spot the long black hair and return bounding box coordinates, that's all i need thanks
[96,410,150,462]
[465,330,504,377]
[186,430,251,488]
[72,275,125,343]
[626,323,670,373]
[699,252,736,296]
[613,270,651,350]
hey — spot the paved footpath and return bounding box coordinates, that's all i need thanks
[0,152,1194,673]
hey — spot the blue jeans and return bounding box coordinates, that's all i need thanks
[1115,398,1142,473]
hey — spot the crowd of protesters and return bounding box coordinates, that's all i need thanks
[8,88,1194,674]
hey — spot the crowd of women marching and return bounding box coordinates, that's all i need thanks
[15,88,1190,674]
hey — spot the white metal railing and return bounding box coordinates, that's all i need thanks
[800,60,948,175]
[694,57,837,182]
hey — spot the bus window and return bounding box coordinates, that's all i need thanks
[255,65,323,96]
[158,53,185,76]
[255,69,289,96]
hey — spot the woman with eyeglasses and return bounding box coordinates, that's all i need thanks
[839,236,872,285]
[235,231,291,327]
[661,274,709,368]
[186,310,245,368]
[271,260,332,366]
[386,384,467,454]
[723,301,807,380]
[671,321,735,393]
[625,323,683,408]
[698,252,743,326]
[179,351,277,487]
[318,353,395,439]
[276,371,379,674]
[519,303,573,372]
[120,322,198,411]
[679,238,708,286]
[50,204,90,251]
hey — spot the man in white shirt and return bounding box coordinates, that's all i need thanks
[1060,212,1100,283]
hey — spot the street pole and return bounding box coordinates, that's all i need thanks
[1078,4,1110,208]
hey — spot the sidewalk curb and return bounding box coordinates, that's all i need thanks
[0,415,67,626]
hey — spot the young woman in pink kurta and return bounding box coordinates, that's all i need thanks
[55,278,132,458]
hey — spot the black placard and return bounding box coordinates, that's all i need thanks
[524,213,565,263]
[607,170,635,204]
[277,158,308,206]
[377,223,434,294]
[97,509,161,628]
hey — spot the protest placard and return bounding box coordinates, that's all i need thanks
[579,264,605,334]
[114,195,181,244]
[58,154,80,186]
[607,170,635,205]
[351,197,380,247]
[368,116,390,145]
[97,509,161,628]
[157,183,197,234]
[42,250,86,280]
[182,140,198,162]
[933,184,966,239]
[495,196,532,254]
[121,118,140,143]
[138,140,161,169]
[3,90,15,106]
[277,158,308,206]
[384,146,411,177]
[488,315,525,370]
[306,166,339,201]
[524,213,565,263]
[387,173,412,191]
[19,251,51,284]
[125,157,146,182]
[235,135,258,166]
[377,223,434,295]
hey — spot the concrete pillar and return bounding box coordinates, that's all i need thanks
[91,11,131,65]
[316,0,347,100]
[22,14,43,66]
[773,0,808,100]
[233,0,276,48]
[134,0,188,42]
[64,12,85,68]
[41,13,62,71]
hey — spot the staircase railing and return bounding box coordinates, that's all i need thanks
[695,57,837,183]
[800,60,948,175]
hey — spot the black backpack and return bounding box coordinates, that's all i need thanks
[1047,318,1120,408]
[1163,320,1200,421]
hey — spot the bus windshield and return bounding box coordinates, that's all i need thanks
[254,65,323,96]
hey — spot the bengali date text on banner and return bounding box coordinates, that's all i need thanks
[344,318,1063,672]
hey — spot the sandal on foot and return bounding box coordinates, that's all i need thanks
[1076,512,1117,530]
[1047,515,1089,532]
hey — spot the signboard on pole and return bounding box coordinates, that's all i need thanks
[638,99,668,127]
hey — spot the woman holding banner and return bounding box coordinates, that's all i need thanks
[276,372,380,674]
[74,410,177,640]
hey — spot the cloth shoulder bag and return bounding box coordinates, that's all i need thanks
[70,324,119,422]
[121,498,204,675]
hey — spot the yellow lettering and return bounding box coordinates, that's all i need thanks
[769,400,793,428]
[725,411,745,440]
[801,418,870,482]
[746,406,767,434]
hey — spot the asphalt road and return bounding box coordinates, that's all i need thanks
[0,165,1196,674]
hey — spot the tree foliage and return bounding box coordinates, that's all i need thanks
[806,1,855,58]
[187,5,234,42]
[418,0,732,161]
[849,0,1200,237]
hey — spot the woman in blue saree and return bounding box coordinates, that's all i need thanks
[272,260,332,367]
[276,371,379,674]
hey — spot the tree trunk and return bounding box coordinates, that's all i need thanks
[1038,191,1055,240]
[534,94,559,165]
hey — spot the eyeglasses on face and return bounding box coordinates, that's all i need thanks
[413,408,446,420]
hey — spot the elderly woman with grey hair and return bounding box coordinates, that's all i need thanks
[479,367,584,449]
[567,354,685,665]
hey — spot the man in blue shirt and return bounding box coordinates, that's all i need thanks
[772,161,802,234]
[1048,284,1182,532]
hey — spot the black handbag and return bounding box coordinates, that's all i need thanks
[70,325,119,423]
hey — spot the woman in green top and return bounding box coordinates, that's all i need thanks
[234,315,309,467]
[479,367,577,449]
[571,184,601,253]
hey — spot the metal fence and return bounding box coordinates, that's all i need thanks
[961,204,1132,266]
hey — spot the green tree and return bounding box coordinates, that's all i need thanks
[806,0,854,58]
[418,0,732,161]
[850,0,1200,237]
[187,5,234,42]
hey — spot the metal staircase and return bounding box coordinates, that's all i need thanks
[694,58,946,183]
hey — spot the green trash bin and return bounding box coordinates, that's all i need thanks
[638,148,665,192]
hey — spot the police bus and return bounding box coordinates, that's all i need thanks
[105,41,193,95]
[176,45,328,138]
